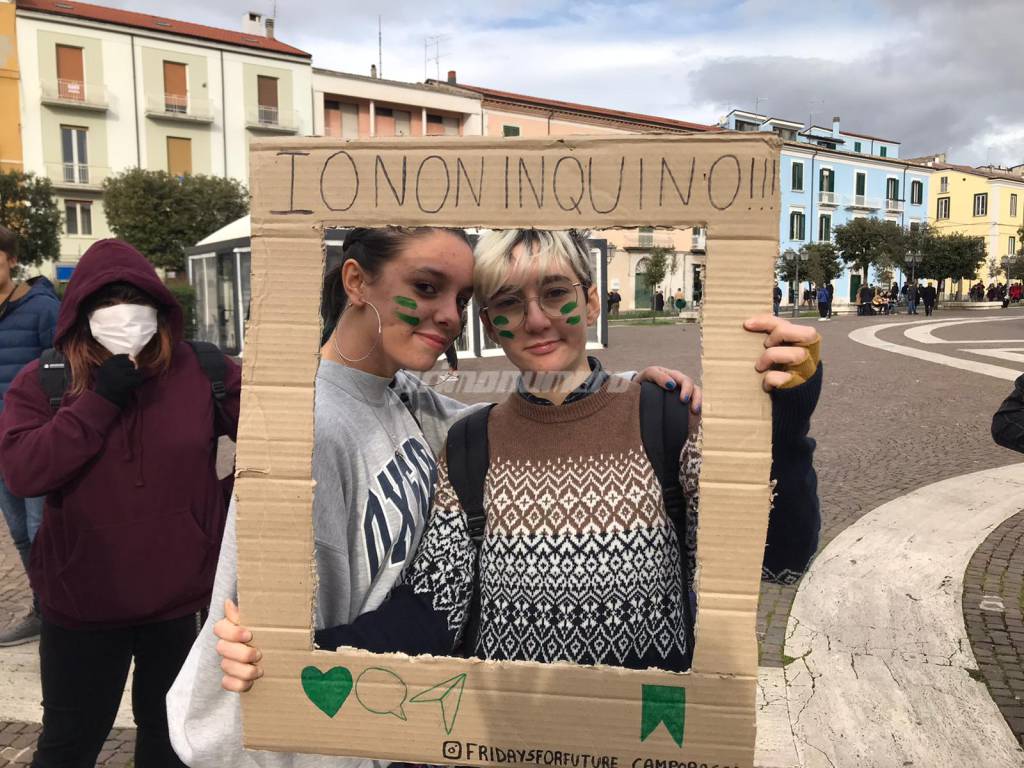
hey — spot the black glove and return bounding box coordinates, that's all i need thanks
[93,354,144,408]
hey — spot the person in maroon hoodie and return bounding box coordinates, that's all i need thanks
[0,239,240,768]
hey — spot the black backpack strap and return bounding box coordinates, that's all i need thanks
[444,404,496,654]
[640,381,695,668]
[187,341,228,403]
[39,348,69,410]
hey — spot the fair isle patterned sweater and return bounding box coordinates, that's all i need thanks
[316,369,821,672]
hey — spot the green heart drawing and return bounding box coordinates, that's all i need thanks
[301,666,353,718]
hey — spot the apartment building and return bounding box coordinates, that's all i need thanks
[14,0,313,275]
[1,0,23,171]
[721,110,930,304]
[927,162,1024,285]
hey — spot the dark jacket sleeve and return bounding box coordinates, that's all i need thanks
[37,297,59,350]
[215,355,241,440]
[763,363,823,584]
[0,361,121,497]
[992,373,1024,453]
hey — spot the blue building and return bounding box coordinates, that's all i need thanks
[720,110,930,306]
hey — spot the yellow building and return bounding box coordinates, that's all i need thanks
[0,0,23,172]
[929,163,1024,285]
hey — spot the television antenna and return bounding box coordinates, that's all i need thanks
[424,34,449,81]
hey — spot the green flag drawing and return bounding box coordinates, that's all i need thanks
[640,684,686,747]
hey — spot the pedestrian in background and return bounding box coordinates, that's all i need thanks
[0,240,241,768]
[655,289,665,313]
[773,284,782,317]
[607,288,621,317]
[906,282,918,315]
[816,284,830,321]
[0,225,60,647]
[826,282,834,318]
[920,281,937,316]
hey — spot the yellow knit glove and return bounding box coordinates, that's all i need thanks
[778,335,821,389]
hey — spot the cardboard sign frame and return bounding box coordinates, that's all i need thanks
[237,132,780,767]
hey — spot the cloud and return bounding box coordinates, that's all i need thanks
[98,0,1024,166]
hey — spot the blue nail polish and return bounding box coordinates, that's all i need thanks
[682,394,690,403]
[665,380,676,390]
[695,403,702,414]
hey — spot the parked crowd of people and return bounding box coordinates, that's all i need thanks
[0,223,827,767]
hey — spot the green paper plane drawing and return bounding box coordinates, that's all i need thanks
[410,673,467,734]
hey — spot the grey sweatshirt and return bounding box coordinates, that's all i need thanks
[166,361,479,768]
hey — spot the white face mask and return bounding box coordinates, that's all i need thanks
[88,303,159,358]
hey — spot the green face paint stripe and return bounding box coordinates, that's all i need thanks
[394,296,417,309]
[396,312,420,326]
[498,330,515,339]
[559,301,578,315]
[492,315,510,326]
[566,316,582,325]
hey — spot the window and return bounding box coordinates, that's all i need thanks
[937,197,950,219]
[880,146,888,157]
[324,100,358,138]
[791,161,804,192]
[853,141,862,153]
[819,167,834,192]
[973,193,988,217]
[502,125,521,137]
[64,200,92,236]
[910,180,923,205]
[167,136,192,177]
[374,108,411,137]
[1011,193,1018,218]
[789,211,805,241]
[940,176,948,193]
[1010,236,1017,256]
[855,171,866,197]
[886,178,899,202]
[426,113,459,136]
[163,61,187,113]
[818,213,831,241]
[257,75,279,124]
[55,45,84,100]
[60,125,88,183]
[638,226,654,247]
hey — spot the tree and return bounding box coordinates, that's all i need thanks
[833,217,904,276]
[802,242,843,287]
[0,171,62,271]
[103,169,249,272]
[920,231,986,286]
[643,246,671,314]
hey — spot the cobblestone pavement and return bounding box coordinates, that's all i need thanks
[963,509,1024,745]
[1,307,1022,764]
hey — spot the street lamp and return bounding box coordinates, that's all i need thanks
[784,248,810,317]
[905,250,922,286]
[1002,253,1019,285]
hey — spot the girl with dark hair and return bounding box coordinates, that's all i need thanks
[166,226,700,768]
[0,239,241,768]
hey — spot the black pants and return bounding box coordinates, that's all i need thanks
[32,614,199,768]
[924,302,934,316]
[817,301,829,318]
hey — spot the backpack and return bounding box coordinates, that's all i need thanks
[38,341,229,417]
[445,380,696,667]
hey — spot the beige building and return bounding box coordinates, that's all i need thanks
[15,0,313,276]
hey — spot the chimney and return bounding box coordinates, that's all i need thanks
[242,12,263,35]
[832,116,841,138]
[447,70,457,84]
[370,64,377,79]
[265,17,275,39]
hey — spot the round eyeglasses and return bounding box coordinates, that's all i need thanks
[481,279,585,331]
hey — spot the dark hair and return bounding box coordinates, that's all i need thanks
[320,227,470,345]
[0,225,17,261]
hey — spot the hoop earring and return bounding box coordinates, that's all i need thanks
[332,301,382,363]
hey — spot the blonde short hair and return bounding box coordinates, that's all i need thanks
[474,229,593,302]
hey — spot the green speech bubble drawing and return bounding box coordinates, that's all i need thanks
[356,667,409,721]
[300,666,353,718]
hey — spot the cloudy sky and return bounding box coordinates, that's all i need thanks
[114,0,1023,166]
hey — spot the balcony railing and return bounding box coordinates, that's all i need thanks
[46,162,107,190]
[886,198,904,213]
[145,94,214,122]
[818,191,838,206]
[846,195,881,210]
[40,79,109,111]
[246,105,299,133]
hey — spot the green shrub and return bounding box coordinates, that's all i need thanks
[167,283,197,340]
